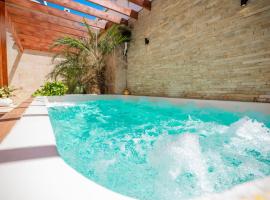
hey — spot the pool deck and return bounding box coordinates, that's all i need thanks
[0,98,33,142]
[0,95,269,200]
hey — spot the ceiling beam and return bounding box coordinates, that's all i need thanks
[46,0,128,24]
[20,37,83,54]
[129,0,151,10]
[6,5,89,33]
[21,42,63,53]
[19,34,56,46]
[22,41,78,54]
[14,22,78,40]
[5,12,24,53]
[0,0,8,87]
[20,36,67,53]
[6,0,106,29]
[9,15,87,38]
[85,0,138,19]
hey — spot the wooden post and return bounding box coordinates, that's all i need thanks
[129,0,151,10]
[0,0,8,87]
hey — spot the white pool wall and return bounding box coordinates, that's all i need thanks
[48,95,270,115]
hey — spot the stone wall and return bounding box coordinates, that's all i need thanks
[7,32,54,104]
[127,0,270,101]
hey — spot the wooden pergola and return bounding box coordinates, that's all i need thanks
[0,0,151,86]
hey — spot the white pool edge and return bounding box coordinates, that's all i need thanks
[47,94,270,115]
[0,96,135,200]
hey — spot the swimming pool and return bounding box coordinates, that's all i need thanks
[47,95,270,200]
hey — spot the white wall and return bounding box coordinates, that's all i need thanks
[7,32,55,104]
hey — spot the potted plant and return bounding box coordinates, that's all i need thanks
[0,86,15,107]
[50,22,131,94]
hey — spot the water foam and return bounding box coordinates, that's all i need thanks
[149,133,212,195]
[147,117,270,199]
[48,100,270,200]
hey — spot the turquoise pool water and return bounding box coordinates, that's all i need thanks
[48,98,270,200]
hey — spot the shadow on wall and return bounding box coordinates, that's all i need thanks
[0,145,59,164]
[8,52,55,104]
[105,46,128,94]
[8,45,22,84]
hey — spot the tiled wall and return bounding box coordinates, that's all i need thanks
[127,0,270,101]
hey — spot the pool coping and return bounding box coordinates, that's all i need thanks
[0,95,269,200]
[48,94,270,115]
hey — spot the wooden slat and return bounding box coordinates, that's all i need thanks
[20,34,65,52]
[85,0,138,19]
[6,0,106,29]
[5,12,24,52]
[9,15,87,38]
[21,37,78,53]
[16,29,64,42]
[129,0,151,10]
[14,22,77,41]
[19,34,57,45]
[22,41,54,48]
[19,35,68,53]
[22,41,52,48]
[46,0,128,24]
[0,0,8,87]
[7,5,88,33]
[21,42,63,53]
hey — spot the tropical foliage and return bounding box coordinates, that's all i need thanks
[50,22,131,94]
[33,81,68,96]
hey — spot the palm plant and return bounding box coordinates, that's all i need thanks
[50,22,131,94]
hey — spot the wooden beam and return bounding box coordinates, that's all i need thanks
[9,14,87,38]
[46,0,128,24]
[19,34,78,54]
[19,34,55,45]
[21,39,55,49]
[21,42,63,53]
[0,0,8,87]
[14,22,77,41]
[7,5,89,33]
[16,31,65,43]
[20,35,65,52]
[22,41,54,48]
[5,12,24,53]
[129,0,151,10]
[6,0,106,29]
[85,0,138,19]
